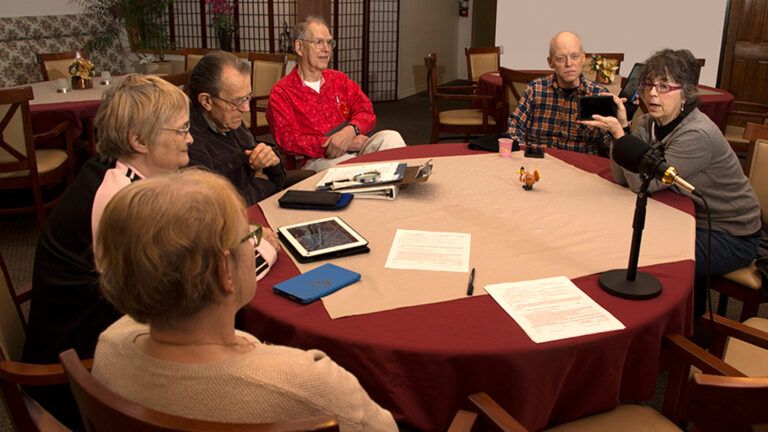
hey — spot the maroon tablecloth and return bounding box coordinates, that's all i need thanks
[240,144,694,431]
[30,100,100,147]
[478,72,735,131]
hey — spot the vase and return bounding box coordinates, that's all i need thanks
[594,71,612,84]
[71,76,94,90]
[218,27,233,52]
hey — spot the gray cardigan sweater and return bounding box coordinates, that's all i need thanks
[611,108,761,237]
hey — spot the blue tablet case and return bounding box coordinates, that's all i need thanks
[273,263,361,304]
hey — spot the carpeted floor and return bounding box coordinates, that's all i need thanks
[0,90,765,431]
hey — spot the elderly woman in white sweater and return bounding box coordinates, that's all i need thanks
[91,169,396,431]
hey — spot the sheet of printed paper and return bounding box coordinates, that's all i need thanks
[485,276,625,343]
[384,229,470,273]
[315,162,403,188]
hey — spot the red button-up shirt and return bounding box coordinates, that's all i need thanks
[267,67,377,158]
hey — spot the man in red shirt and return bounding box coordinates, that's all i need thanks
[267,16,405,171]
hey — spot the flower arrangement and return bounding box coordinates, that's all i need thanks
[69,58,95,80]
[206,0,234,33]
[591,55,619,83]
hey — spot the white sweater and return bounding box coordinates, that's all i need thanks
[92,316,396,431]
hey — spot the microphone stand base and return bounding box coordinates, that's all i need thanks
[599,269,662,300]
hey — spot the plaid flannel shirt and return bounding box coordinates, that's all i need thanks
[509,74,612,155]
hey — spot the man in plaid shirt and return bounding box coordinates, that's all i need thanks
[510,31,611,156]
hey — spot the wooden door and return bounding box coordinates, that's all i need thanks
[720,0,768,103]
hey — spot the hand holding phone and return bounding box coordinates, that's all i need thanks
[577,95,618,120]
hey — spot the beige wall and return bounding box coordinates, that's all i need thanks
[398,0,471,99]
[495,0,727,86]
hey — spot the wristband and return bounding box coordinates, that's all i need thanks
[351,124,360,136]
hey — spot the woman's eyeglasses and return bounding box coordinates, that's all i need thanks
[240,224,263,248]
[639,82,682,94]
[160,122,191,137]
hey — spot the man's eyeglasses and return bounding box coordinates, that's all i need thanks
[240,224,263,248]
[551,52,583,64]
[160,122,191,137]
[639,82,683,94]
[301,38,337,49]
[213,93,252,111]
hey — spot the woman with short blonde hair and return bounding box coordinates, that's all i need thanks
[92,170,396,431]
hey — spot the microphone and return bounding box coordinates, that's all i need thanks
[613,138,697,195]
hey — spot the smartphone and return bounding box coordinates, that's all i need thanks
[578,95,617,120]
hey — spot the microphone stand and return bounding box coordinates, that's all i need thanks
[599,175,662,299]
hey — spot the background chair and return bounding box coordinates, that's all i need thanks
[465,46,502,84]
[425,53,498,143]
[722,101,768,160]
[499,67,548,121]
[158,71,189,90]
[37,51,88,81]
[182,48,212,72]
[245,52,287,138]
[449,319,768,431]
[1,250,80,431]
[712,122,768,320]
[59,348,340,431]
[0,85,74,227]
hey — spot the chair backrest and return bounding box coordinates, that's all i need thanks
[59,349,341,432]
[159,71,189,89]
[499,67,546,118]
[249,52,287,98]
[582,52,624,81]
[686,373,768,431]
[743,123,768,223]
[0,251,25,361]
[465,47,501,82]
[0,86,36,177]
[183,48,211,72]
[37,51,88,81]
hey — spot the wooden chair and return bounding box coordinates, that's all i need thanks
[448,317,768,431]
[582,52,624,82]
[1,252,87,431]
[722,101,768,158]
[182,48,211,72]
[711,123,768,320]
[0,86,74,227]
[499,67,548,121]
[37,51,88,81]
[465,46,502,83]
[425,53,498,143]
[158,71,189,90]
[0,251,30,334]
[59,348,340,431]
[245,52,287,138]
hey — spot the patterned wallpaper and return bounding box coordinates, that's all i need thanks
[0,14,132,88]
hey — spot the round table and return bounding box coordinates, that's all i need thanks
[240,144,694,431]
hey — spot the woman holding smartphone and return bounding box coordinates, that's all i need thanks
[581,48,761,319]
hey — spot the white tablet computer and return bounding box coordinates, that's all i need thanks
[277,217,368,259]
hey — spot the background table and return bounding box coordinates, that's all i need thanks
[477,72,735,131]
[29,77,124,152]
[240,144,694,431]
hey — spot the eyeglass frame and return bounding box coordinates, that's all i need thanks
[551,52,584,65]
[639,82,683,94]
[300,38,337,49]
[240,224,263,248]
[160,122,191,137]
[212,93,253,111]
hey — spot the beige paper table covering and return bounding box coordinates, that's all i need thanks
[259,152,695,319]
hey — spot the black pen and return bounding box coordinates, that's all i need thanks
[466,267,475,296]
